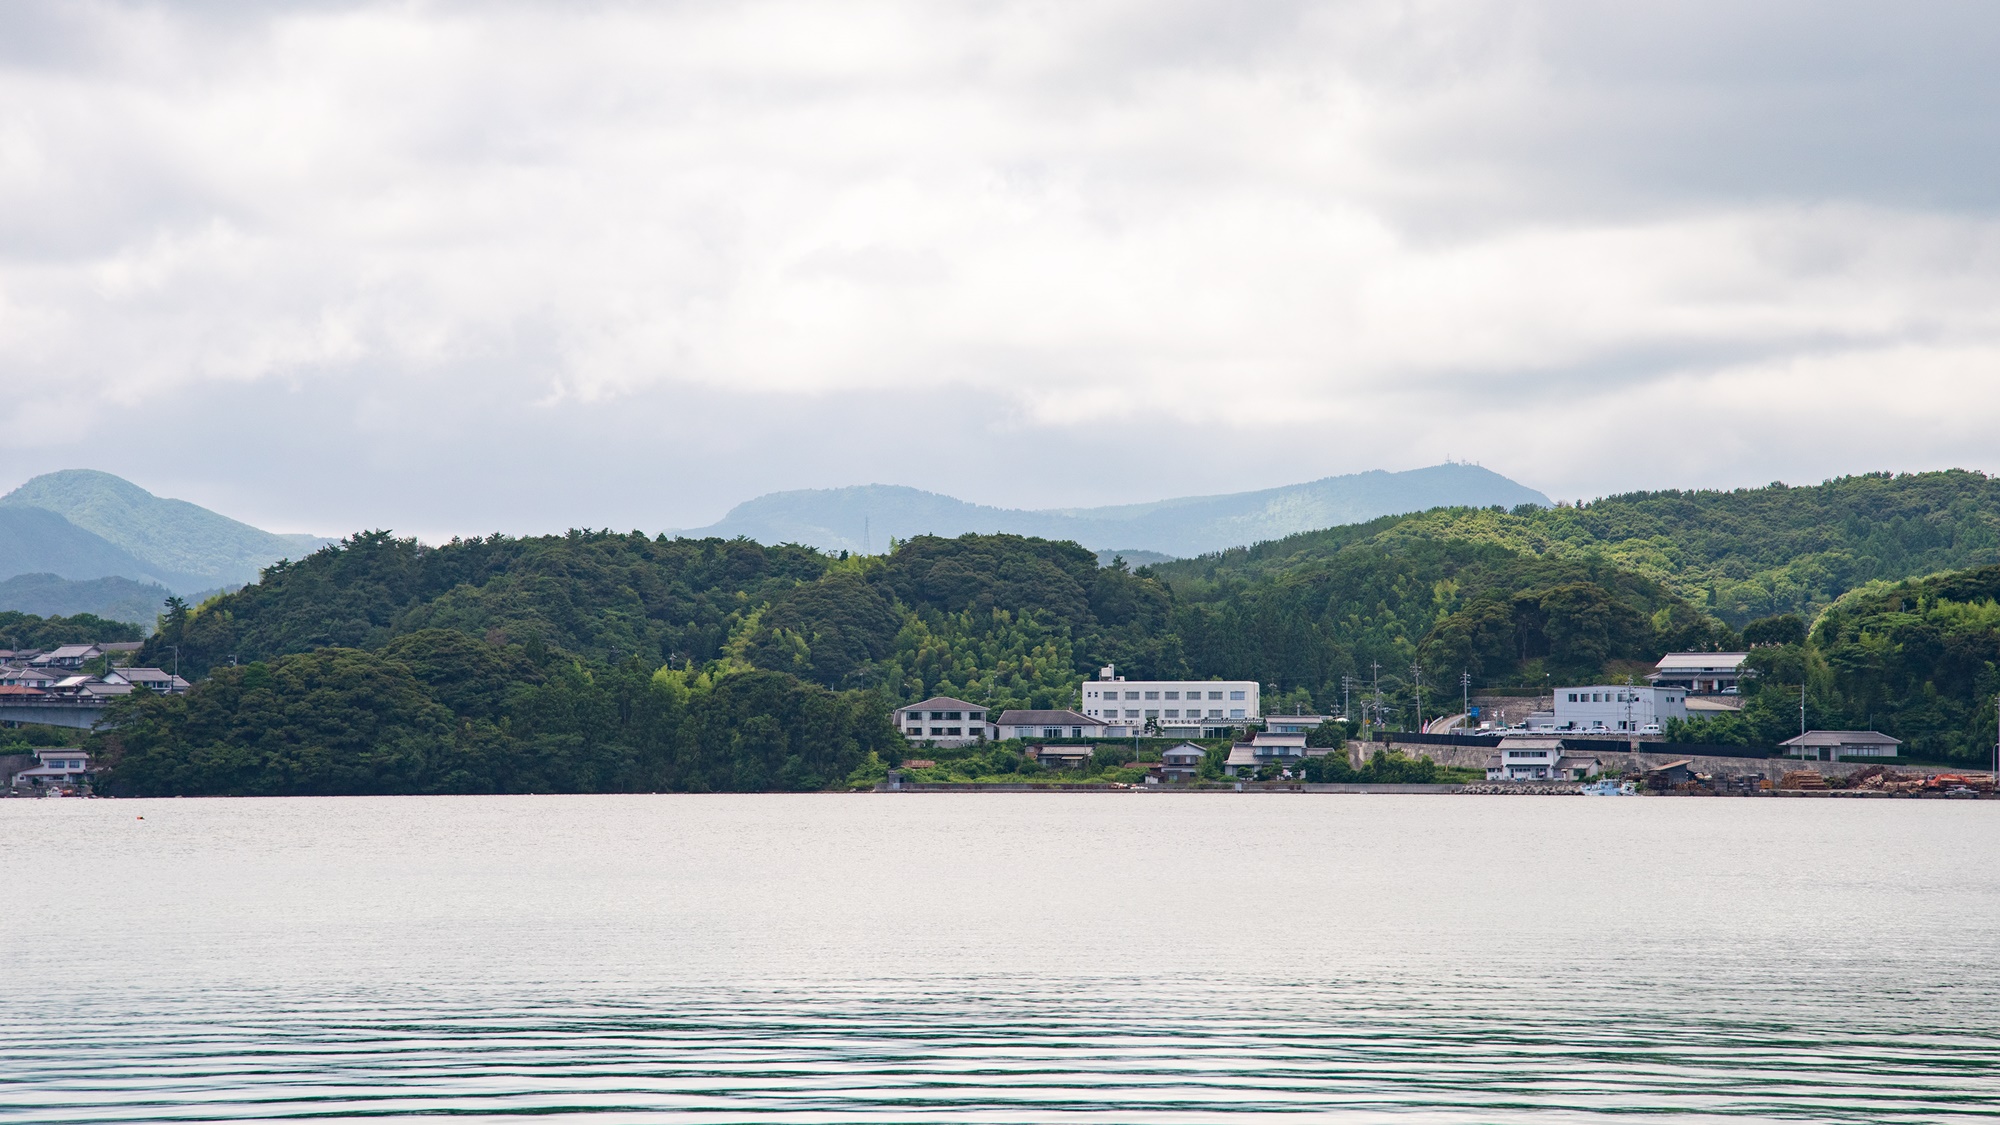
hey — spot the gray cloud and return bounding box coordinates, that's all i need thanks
[1,1,1997,538]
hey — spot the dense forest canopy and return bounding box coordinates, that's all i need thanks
[1156,470,2000,626]
[1664,564,2000,763]
[0,610,142,650]
[62,469,2000,788]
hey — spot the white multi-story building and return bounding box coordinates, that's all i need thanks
[1080,665,1258,737]
[1530,684,1688,733]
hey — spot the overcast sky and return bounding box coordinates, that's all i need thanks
[2,1,1998,538]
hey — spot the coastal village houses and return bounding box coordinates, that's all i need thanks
[0,643,187,708]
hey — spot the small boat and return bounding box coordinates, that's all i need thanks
[1581,779,1637,796]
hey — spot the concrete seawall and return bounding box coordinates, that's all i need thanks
[1368,739,1963,780]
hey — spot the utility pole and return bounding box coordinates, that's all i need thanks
[1461,669,1471,732]
[1410,661,1423,733]
[1372,662,1382,732]
[1341,675,1352,724]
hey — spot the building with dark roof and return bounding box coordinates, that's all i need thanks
[1780,730,1902,761]
[995,709,1103,741]
[894,696,993,747]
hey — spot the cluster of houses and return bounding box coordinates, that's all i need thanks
[0,642,190,703]
[894,653,1911,785]
[1521,652,1754,734]
[1492,651,1903,778]
[894,664,1333,779]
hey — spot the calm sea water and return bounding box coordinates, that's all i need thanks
[3,793,1996,1123]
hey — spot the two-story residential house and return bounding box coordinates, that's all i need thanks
[1224,730,1312,777]
[0,667,60,691]
[1484,738,1602,781]
[894,697,994,748]
[1158,742,1207,781]
[11,748,92,793]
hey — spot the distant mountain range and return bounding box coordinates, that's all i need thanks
[0,463,1548,627]
[0,470,332,624]
[0,573,175,626]
[680,464,1550,558]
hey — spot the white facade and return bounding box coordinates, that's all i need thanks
[1537,685,1688,733]
[1080,665,1258,737]
[1648,652,1750,695]
[104,668,191,694]
[995,710,1104,741]
[1780,730,1902,760]
[894,696,994,748]
[1158,742,1207,780]
[10,748,92,793]
[1224,731,1308,777]
[1484,740,1600,781]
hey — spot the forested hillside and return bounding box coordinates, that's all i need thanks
[1159,471,2000,626]
[86,469,2000,790]
[0,610,143,650]
[1665,564,2000,763]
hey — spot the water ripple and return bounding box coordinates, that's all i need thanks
[6,978,1996,1123]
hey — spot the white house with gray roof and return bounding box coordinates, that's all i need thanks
[995,709,1104,741]
[894,696,994,747]
[104,668,191,694]
[1648,652,1750,695]
[1780,730,1902,760]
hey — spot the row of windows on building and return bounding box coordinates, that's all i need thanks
[1090,707,1246,720]
[919,727,969,736]
[1086,688,1245,701]
[909,709,984,721]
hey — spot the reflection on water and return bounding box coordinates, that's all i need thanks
[4,794,1996,1122]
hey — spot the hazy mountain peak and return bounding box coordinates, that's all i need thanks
[0,469,331,589]
[686,464,1549,557]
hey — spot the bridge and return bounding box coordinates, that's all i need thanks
[0,699,113,731]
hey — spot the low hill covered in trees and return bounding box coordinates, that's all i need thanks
[86,469,2000,790]
[1157,470,2000,626]
[1665,563,2000,763]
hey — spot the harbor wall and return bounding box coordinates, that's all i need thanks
[1366,739,1965,779]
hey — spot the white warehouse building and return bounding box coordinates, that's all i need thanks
[1080,665,1258,738]
[1528,685,1689,733]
